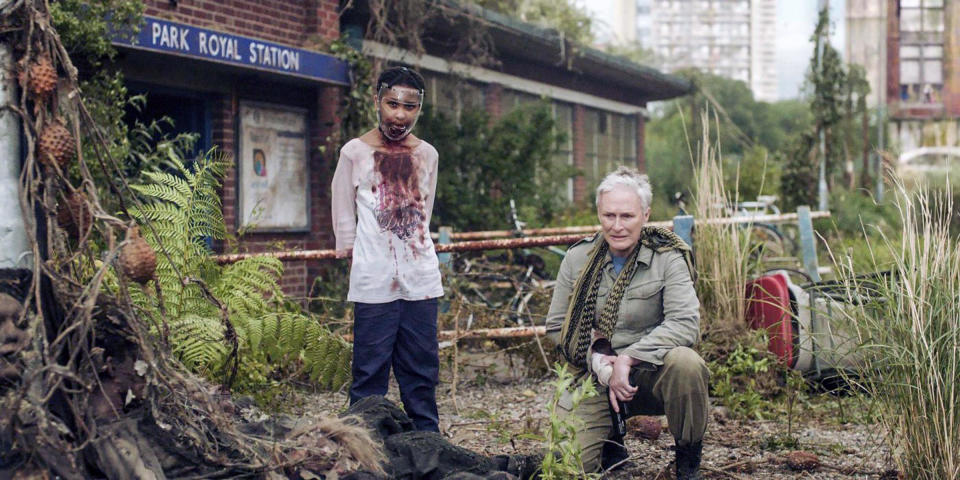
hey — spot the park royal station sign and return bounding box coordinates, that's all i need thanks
[112,16,349,86]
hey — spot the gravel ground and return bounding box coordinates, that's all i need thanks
[300,370,896,480]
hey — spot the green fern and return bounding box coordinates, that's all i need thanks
[128,152,351,391]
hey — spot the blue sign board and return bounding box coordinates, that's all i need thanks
[112,16,349,85]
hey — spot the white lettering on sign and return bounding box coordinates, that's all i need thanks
[198,32,241,60]
[151,22,191,52]
[249,42,300,72]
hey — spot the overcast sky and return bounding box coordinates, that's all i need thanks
[578,0,847,101]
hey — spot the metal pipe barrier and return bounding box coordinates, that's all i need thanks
[214,210,830,265]
[427,211,831,241]
[215,210,831,340]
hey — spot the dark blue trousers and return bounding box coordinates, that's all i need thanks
[350,298,440,431]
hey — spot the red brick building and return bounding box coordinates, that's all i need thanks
[889,0,960,171]
[112,0,691,297]
[342,2,691,202]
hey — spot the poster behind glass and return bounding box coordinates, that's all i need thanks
[238,101,309,231]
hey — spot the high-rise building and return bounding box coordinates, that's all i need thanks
[611,0,779,102]
[846,0,960,170]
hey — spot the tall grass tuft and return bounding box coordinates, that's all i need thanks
[833,179,959,479]
[689,112,753,353]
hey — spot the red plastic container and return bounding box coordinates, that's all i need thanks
[745,273,796,368]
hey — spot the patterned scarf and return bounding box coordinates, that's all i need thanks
[558,226,695,370]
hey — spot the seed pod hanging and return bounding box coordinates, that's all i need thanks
[27,55,57,98]
[37,119,76,168]
[119,226,157,284]
[56,190,92,239]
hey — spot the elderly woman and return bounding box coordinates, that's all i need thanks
[545,166,709,480]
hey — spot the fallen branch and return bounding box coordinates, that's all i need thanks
[183,276,238,391]
[819,460,886,476]
[704,464,750,480]
[714,457,756,472]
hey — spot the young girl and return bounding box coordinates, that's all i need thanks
[331,66,443,431]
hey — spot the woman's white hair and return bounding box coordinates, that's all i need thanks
[595,166,652,210]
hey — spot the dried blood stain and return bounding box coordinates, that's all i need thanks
[374,150,425,240]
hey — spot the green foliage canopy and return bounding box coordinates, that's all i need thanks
[646,72,812,213]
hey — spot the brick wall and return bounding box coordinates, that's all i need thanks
[572,104,587,203]
[162,0,343,298]
[306,85,343,295]
[484,83,504,120]
[886,0,899,108]
[143,0,339,46]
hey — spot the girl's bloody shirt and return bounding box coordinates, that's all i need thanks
[331,138,444,303]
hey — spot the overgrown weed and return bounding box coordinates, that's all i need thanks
[831,179,960,479]
[538,364,601,480]
[688,111,755,358]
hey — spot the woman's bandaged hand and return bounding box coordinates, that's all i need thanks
[592,352,614,386]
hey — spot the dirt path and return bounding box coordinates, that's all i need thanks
[302,374,895,479]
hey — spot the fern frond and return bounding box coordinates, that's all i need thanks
[260,313,281,355]
[241,313,264,351]
[127,152,351,392]
[141,169,193,201]
[131,203,189,226]
[130,183,190,209]
[168,314,227,369]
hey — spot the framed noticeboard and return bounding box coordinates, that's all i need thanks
[237,101,309,232]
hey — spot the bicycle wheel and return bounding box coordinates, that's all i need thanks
[749,223,792,263]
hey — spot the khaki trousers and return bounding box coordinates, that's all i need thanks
[557,346,710,473]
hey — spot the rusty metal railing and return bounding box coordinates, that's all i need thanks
[213,210,830,265]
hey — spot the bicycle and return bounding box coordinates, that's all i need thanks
[672,192,798,265]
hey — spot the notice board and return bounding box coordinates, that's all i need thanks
[238,101,309,231]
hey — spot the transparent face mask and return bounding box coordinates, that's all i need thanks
[376,84,424,141]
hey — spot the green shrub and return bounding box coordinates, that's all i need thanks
[708,343,780,420]
[723,145,780,201]
[422,103,572,231]
[823,188,901,237]
[779,132,819,213]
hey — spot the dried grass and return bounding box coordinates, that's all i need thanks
[688,112,753,357]
[832,178,960,479]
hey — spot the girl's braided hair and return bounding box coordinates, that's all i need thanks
[377,66,425,94]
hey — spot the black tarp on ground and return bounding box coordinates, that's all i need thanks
[341,396,541,480]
